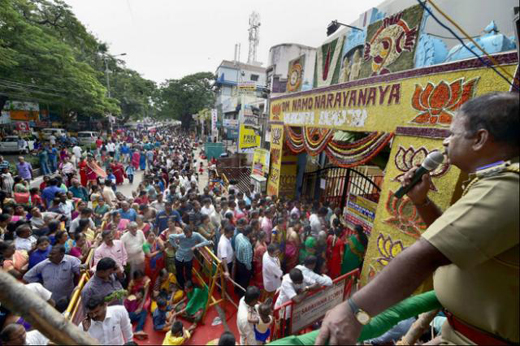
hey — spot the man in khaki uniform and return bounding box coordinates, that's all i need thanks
[316,92,519,345]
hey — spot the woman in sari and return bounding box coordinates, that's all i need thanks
[78,157,88,187]
[284,220,301,272]
[299,236,317,264]
[326,227,345,279]
[112,161,126,186]
[341,224,369,275]
[143,232,165,286]
[127,269,151,311]
[132,149,140,170]
[139,149,146,171]
[136,215,152,236]
[251,231,267,289]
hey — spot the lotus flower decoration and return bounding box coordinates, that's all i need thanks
[393,146,449,191]
[411,78,479,126]
[376,233,406,266]
[384,190,427,239]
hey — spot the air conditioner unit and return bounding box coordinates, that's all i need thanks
[251,174,267,193]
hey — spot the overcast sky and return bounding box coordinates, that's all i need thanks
[64,0,382,84]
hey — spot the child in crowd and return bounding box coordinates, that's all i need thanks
[152,298,173,332]
[252,300,273,345]
[125,164,135,184]
[162,320,196,345]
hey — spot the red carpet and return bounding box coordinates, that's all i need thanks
[135,292,240,345]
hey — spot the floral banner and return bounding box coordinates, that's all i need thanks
[285,126,393,168]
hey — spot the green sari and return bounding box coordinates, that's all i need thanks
[341,235,365,275]
[299,236,316,264]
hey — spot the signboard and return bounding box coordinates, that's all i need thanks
[269,60,517,133]
[238,81,257,93]
[15,122,30,132]
[252,148,270,177]
[238,125,260,151]
[223,119,239,129]
[267,124,284,196]
[291,278,347,334]
[345,195,377,232]
[4,101,39,111]
[211,109,218,138]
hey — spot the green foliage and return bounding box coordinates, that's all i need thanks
[0,0,118,118]
[110,68,157,123]
[155,72,215,129]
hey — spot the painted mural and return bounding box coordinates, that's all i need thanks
[313,36,345,88]
[360,5,424,78]
[287,55,305,93]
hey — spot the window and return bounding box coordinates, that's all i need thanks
[250,74,259,81]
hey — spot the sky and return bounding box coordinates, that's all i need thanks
[64,0,382,84]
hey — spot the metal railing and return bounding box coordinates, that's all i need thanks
[270,269,360,341]
[64,249,94,325]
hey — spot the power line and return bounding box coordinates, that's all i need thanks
[426,32,481,40]
[0,78,68,93]
[417,0,519,92]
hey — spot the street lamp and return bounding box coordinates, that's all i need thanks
[327,20,363,36]
[104,53,127,98]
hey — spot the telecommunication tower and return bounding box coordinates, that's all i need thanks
[247,12,261,64]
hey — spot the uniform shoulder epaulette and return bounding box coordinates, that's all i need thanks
[475,160,519,179]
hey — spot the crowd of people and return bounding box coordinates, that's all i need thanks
[0,126,370,345]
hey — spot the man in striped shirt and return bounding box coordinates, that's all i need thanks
[234,226,253,298]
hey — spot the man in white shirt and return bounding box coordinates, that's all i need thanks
[120,222,146,279]
[72,144,82,161]
[309,206,327,238]
[296,255,333,287]
[237,286,260,345]
[217,225,234,278]
[83,296,133,345]
[262,243,283,296]
[275,268,320,320]
[200,198,215,216]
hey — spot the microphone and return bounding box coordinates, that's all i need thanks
[394,151,445,199]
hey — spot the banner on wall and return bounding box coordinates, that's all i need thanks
[252,148,270,177]
[345,195,377,232]
[278,156,298,199]
[267,124,284,196]
[269,58,518,132]
[238,125,260,151]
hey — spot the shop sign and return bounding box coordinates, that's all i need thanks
[223,119,239,129]
[346,195,378,232]
[238,125,260,150]
[252,148,270,177]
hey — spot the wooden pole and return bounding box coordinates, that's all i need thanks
[0,272,97,345]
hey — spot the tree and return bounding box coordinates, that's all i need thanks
[0,0,118,120]
[109,67,157,123]
[155,72,215,129]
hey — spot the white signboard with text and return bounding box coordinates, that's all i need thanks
[291,278,346,333]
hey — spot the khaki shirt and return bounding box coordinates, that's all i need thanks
[422,161,519,344]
